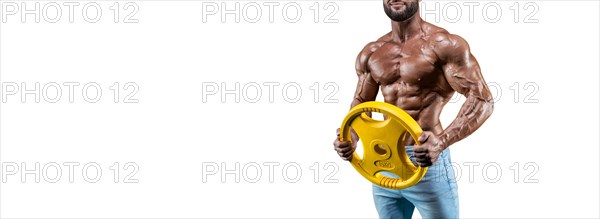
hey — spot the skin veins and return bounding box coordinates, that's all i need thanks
[349,0,494,153]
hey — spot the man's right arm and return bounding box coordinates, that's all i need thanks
[351,43,379,108]
[334,43,380,161]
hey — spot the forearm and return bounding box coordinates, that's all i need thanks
[439,95,494,148]
[347,98,366,143]
[347,92,375,143]
[348,69,378,142]
[351,98,367,108]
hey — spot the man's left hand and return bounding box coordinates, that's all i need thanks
[414,131,444,167]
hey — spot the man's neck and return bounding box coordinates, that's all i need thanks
[390,14,424,43]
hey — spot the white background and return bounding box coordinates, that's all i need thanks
[0,0,599,218]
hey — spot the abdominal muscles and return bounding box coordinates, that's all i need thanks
[381,82,448,135]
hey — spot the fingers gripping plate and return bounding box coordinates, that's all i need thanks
[339,101,428,190]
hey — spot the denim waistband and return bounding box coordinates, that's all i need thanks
[403,145,450,160]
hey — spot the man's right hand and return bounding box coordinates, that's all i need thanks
[333,128,358,161]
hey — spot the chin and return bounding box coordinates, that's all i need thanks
[389,8,406,13]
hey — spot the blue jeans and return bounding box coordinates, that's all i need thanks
[372,146,459,219]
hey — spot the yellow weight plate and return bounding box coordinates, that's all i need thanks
[339,101,427,190]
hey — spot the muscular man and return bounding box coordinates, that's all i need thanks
[333,0,494,218]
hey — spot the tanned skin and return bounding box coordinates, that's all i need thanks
[333,0,494,167]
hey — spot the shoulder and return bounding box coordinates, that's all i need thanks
[427,30,472,61]
[355,37,387,73]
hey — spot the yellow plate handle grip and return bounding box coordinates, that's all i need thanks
[339,101,427,190]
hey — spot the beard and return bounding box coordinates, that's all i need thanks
[383,1,419,22]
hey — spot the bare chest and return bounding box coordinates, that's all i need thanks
[367,42,439,86]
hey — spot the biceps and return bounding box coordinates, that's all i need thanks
[354,73,379,102]
[444,57,492,101]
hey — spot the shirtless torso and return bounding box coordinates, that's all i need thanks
[335,0,494,167]
[333,1,494,217]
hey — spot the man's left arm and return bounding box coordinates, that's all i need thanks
[414,34,494,167]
